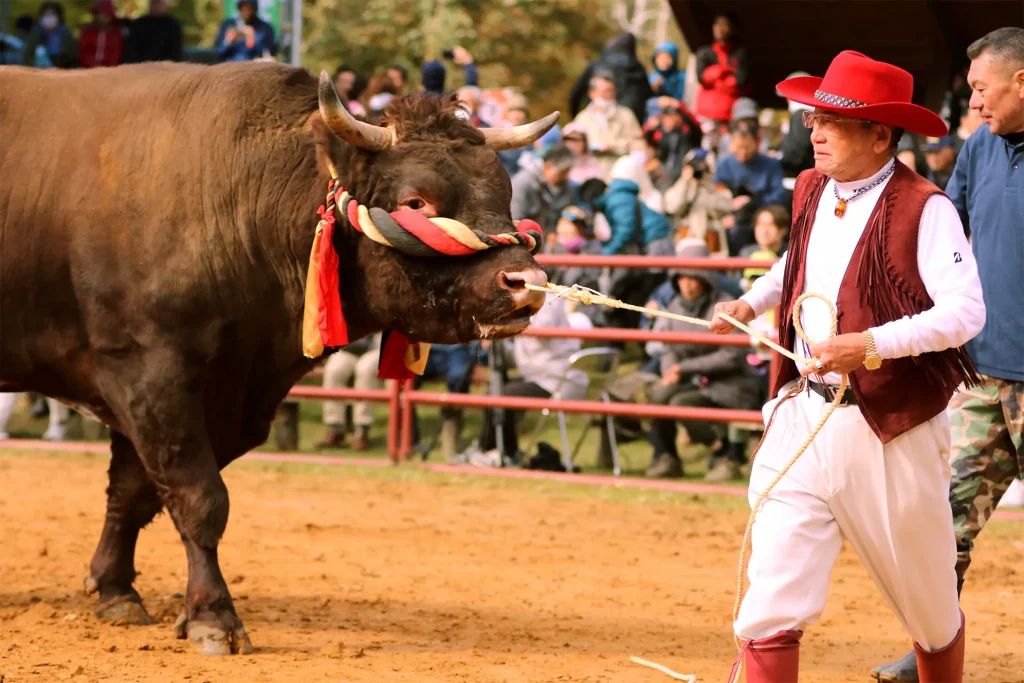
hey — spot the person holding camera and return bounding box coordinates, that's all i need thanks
[663,149,735,255]
[713,119,787,255]
[214,0,276,62]
[421,46,478,97]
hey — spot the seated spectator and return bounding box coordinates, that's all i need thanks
[510,144,576,235]
[693,12,751,125]
[645,103,703,185]
[124,0,183,64]
[496,93,532,177]
[645,241,761,479]
[923,135,959,190]
[664,150,734,254]
[777,71,815,187]
[334,65,367,117]
[544,206,602,292]
[78,1,123,69]
[713,119,787,255]
[214,0,276,63]
[316,335,381,451]
[476,295,589,460]
[21,2,77,68]
[648,42,685,105]
[387,64,409,95]
[362,73,398,117]
[593,153,671,257]
[409,342,479,454]
[738,204,789,261]
[569,32,653,125]
[456,85,489,127]
[0,393,71,441]
[561,125,606,184]
[714,96,759,159]
[420,46,478,97]
[571,71,644,178]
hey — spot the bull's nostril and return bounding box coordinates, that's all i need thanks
[498,268,547,291]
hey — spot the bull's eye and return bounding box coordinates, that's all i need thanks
[398,196,437,217]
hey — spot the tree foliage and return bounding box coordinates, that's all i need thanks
[7,0,686,119]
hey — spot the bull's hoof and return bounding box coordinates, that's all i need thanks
[175,608,253,655]
[94,595,152,626]
[871,650,919,682]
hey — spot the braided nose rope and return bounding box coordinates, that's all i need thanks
[319,177,542,258]
[527,283,847,683]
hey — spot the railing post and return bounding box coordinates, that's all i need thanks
[399,378,415,461]
[387,380,401,463]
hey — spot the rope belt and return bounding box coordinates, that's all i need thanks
[527,282,847,683]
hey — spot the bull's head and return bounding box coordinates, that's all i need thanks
[313,72,557,345]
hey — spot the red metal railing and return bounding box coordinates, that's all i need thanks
[287,253,782,467]
[534,254,776,270]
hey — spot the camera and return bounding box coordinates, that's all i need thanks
[442,49,455,60]
[687,156,708,181]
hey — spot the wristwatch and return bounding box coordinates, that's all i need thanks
[863,330,882,370]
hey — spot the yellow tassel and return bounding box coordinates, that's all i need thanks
[405,342,431,376]
[302,222,326,359]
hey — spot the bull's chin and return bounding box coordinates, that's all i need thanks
[474,317,532,340]
[473,299,543,339]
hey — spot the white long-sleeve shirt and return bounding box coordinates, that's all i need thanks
[742,159,986,385]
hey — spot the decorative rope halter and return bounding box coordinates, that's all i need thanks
[318,175,542,259]
[301,164,544,379]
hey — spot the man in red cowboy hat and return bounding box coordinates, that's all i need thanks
[710,50,986,682]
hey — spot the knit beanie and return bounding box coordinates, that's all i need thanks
[421,60,446,94]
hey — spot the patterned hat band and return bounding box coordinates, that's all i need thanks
[814,89,869,108]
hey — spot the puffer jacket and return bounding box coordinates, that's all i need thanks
[593,179,671,255]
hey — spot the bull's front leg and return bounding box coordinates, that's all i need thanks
[157,447,252,655]
[85,430,162,625]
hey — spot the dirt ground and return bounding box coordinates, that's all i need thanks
[1,452,1022,683]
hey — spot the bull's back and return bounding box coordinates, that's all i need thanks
[0,63,318,397]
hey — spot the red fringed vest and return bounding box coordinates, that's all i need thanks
[772,160,980,444]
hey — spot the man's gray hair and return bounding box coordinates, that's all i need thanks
[543,143,576,172]
[967,27,1024,69]
[590,69,616,91]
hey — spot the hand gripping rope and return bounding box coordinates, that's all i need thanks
[527,282,846,683]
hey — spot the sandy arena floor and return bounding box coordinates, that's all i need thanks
[1,451,1022,683]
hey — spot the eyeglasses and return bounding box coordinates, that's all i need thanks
[802,110,866,130]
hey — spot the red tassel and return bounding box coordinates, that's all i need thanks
[317,218,349,347]
[378,330,413,381]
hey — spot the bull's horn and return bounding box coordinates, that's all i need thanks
[481,111,561,152]
[318,70,394,151]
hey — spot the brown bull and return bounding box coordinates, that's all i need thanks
[0,61,555,655]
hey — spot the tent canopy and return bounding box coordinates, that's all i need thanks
[670,0,1024,111]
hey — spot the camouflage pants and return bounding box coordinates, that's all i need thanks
[948,376,1024,580]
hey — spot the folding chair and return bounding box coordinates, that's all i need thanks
[523,347,623,475]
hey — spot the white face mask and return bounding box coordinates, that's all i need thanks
[590,97,615,111]
[40,13,59,30]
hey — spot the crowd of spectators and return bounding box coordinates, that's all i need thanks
[4,6,1015,500]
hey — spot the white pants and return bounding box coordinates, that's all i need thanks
[734,382,962,651]
[321,350,381,429]
[0,393,70,440]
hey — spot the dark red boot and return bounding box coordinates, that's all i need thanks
[914,611,965,683]
[728,630,802,683]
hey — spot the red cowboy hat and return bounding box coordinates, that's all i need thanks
[776,51,947,137]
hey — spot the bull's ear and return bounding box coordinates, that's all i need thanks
[481,111,561,151]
